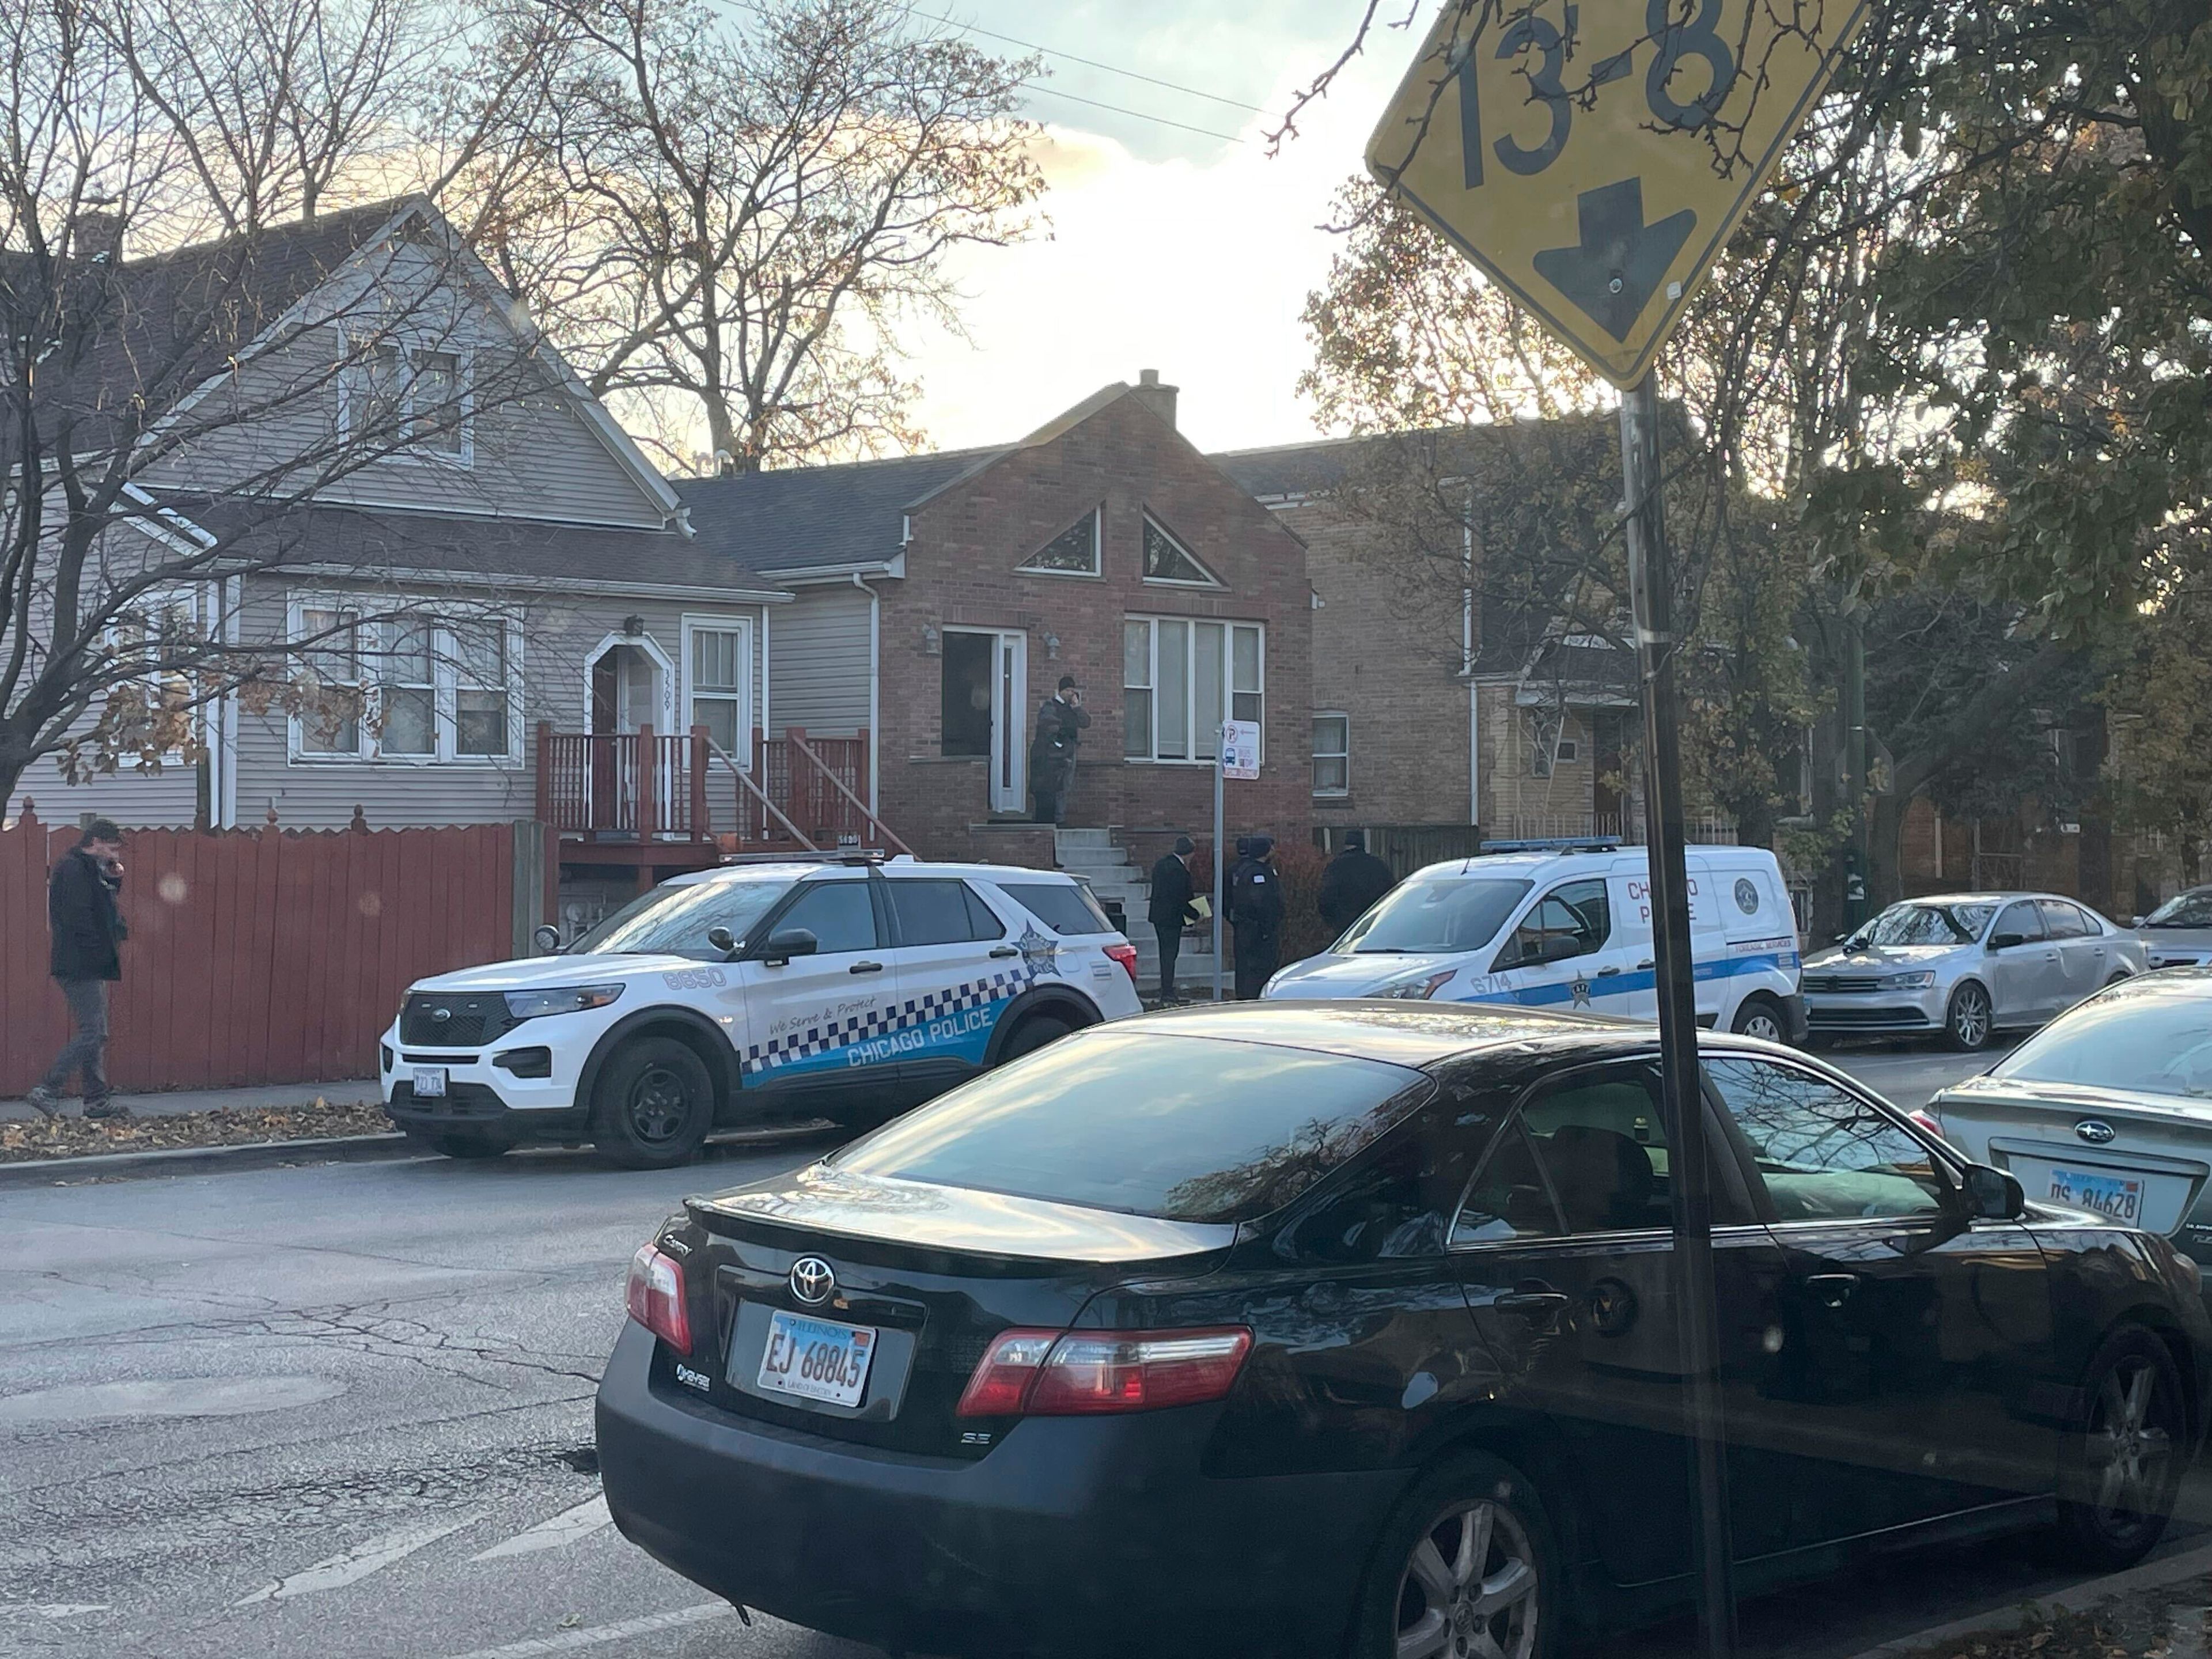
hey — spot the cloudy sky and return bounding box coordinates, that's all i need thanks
[893,2,1412,456]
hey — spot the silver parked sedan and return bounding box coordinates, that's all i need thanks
[1803,892,2148,1051]
[1926,969,2212,1250]
[2134,885,2212,971]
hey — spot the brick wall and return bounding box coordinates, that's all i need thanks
[877,393,1313,858]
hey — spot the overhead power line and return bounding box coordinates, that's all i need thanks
[895,5,1267,114]
[1015,82,1247,144]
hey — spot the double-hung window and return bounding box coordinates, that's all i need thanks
[684,619,752,756]
[1313,713,1350,796]
[108,589,207,754]
[343,340,474,464]
[1123,616,1263,763]
[290,601,520,762]
[296,604,365,757]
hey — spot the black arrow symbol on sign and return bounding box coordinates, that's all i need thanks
[1531,178,1696,343]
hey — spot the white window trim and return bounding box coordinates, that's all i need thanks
[1016,505,1104,579]
[336,336,477,469]
[1139,511,1222,588]
[679,613,756,768]
[1313,710,1351,798]
[1123,614,1264,767]
[285,593,524,766]
[289,597,367,759]
[106,584,215,759]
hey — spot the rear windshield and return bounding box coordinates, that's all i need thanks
[1338,877,1531,955]
[1993,988,2212,1100]
[998,880,1115,936]
[828,1029,1431,1222]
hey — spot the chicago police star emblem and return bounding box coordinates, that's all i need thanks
[1015,925,1062,978]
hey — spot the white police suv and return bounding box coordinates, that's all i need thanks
[1263,840,1806,1041]
[380,855,1143,1167]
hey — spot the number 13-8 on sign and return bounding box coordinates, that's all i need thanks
[1452,0,1738,188]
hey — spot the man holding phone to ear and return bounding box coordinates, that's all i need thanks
[1029,676,1089,825]
[26,818,131,1120]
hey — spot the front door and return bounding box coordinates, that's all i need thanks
[1488,878,1639,1020]
[1702,1052,2058,1546]
[990,632,1028,815]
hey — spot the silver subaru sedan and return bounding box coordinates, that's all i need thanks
[1803,892,2148,1051]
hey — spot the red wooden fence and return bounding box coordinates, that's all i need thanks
[2,808,516,1095]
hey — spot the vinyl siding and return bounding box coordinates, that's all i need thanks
[767,583,873,737]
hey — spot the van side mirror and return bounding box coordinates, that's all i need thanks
[706,926,737,957]
[757,926,818,965]
[1988,931,2026,952]
[1961,1163,2025,1221]
[532,924,561,954]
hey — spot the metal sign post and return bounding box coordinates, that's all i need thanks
[1211,732,1225,1003]
[1621,376,1736,1658]
[1212,719,1262,1002]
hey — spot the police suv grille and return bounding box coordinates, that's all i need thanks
[389,1081,507,1118]
[1803,974,1884,995]
[401,993,520,1047]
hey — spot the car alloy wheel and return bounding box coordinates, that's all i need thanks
[1948,983,1992,1051]
[627,1065,693,1145]
[1393,1498,1540,1659]
[1732,997,1785,1042]
[2084,1355,2179,1540]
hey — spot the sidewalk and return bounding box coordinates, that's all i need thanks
[0,1079,378,1124]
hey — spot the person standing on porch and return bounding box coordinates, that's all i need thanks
[1147,836,1199,1004]
[1029,676,1089,825]
[26,819,131,1121]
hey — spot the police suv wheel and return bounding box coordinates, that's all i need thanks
[592,1036,714,1170]
[999,1013,1074,1064]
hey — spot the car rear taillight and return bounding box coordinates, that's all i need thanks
[957,1327,1251,1417]
[1104,941,1139,986]
[1910,1107,1944,1138]
[624,1244,692,1353]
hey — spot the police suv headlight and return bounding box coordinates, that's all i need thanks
[1884,971,1937,991]
[504,983,626,1021]
[1378,970,1456,1001]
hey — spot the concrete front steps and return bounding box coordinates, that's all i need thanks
[1054,828,1222,1000]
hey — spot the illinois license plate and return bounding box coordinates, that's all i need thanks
[757,1310,876,1408]
[2047,1166,2143,1223]
[411,1067,448,1099]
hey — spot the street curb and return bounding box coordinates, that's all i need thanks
[1842,1537,2212,1658]
[0,1131,416,1188]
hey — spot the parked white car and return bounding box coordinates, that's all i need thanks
[1926,969,2212,1252]
[1261,841,1805,1041]
[380,855,1143,1166]
[1803,893,2147,1052]
[2134,885,2212,970]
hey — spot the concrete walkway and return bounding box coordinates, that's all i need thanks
[0,1078,379,1124]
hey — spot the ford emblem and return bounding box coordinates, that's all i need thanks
[431,1006,452,1023]
[789,1256,836,1305]
[2074,1119,2117,1145]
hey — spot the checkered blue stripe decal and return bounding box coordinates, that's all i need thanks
[741,967,1032,1078]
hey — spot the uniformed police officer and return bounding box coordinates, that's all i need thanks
[1228,835,1283,1000]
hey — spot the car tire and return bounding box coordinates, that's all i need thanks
[1730,994,1788,1043]
[2105,971,2133,987]
[1347,1450,1559,1659]
[997,1012,1075,1065]
[590,1036,714,1170]
[2050,1327,2187,1570]
[1945,982,1994,1051]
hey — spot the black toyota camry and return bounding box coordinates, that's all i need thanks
[596,1002,2211,1659]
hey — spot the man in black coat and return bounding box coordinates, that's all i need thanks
[27,819,130,1120]
[1228,835,1284,1001]
[1028,676,1090,824]
[1146,836,1199,1003]
[1318,830,1396,936]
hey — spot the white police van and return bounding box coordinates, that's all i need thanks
[380,854,1143,1167]
[1263,840,1806,1041]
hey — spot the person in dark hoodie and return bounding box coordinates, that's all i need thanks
[1228,834,1283,1000]
[1318,829,1396,936]
[1146,836,1200,1003]
[26,819,130,1120]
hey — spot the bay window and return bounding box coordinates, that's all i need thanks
[1122,616,1263,763]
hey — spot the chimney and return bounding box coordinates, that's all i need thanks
[1130,368,1178,431]
[69,209,126,264]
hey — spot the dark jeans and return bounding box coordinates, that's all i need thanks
[40,978,111,1103]
[1031,785,1059,824]
[1154,924,1183,1001]
[1233,934,1279,1001]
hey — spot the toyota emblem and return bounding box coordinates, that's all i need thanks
[2074,1119,2117,1145]
[789,1256,836,1305]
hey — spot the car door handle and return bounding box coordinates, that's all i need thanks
[989,945,1020,959]
[1637,959,1655,971]
[1597,966,1622,978]
[849,960,885,975]
[1804,1273,1858,1309]
[1494,1290,1571,1324]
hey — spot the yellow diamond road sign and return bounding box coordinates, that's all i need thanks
[1367,0,1868,389]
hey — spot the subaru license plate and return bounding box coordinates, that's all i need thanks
[411,1067,448,1099]
[757,1310,876,1408]
[2046,1166,2142,1224]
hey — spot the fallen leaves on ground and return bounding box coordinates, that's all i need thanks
[0,1096,393,1162]
[1905,1582,2212,1659]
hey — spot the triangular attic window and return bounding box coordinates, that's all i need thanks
[1018,508,1100,575]
[1142,514,1218,585]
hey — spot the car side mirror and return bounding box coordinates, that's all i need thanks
[2133,915,2147,927]
[757,926,818,965]
[1961,1162,2025,1221]
[706,926,737,957]
[1988,931,2025,952]
[532,923,561,955]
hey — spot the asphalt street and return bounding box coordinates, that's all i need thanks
[0,1040,2196,1659]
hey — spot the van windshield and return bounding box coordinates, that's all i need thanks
[1338,878,1532,955]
